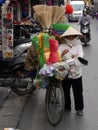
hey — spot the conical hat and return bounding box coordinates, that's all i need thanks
[61,26,82,38]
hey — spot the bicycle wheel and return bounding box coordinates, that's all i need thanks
[45,80,64,126]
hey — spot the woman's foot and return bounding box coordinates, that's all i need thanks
[76,110,84,116]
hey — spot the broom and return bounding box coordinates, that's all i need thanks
[33,5,67,31]
[52,6,65,24]
[55,7,65,23]
[35,11,53,31]
[35,12,45,29]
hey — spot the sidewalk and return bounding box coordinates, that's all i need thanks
[0,88,11,109]
[0,90,28,130]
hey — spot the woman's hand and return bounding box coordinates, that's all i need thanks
[71,54,78,58]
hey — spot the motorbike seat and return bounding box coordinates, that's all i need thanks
[14,38,31,47]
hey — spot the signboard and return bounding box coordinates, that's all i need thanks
[1,5,13,58]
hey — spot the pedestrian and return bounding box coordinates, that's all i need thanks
[59,26,84,116]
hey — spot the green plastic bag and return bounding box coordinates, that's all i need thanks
[43,33,50,48]
[31,35,39,50]
[52,23,70,31]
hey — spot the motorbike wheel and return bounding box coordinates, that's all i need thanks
[80,34,88,46]
[11,69,35,96]
[45,80,64,126]
[83,35,87,46]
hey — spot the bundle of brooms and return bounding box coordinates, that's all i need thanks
[33,4,66,31]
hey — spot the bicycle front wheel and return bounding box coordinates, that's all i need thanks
[45,80,64,126]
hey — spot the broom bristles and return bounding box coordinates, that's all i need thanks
[55,11,65,23]
[37,11,52,29]
[52,6,65,23]
[57,16,67,23]
[35,13,45,29]
[33,5,67,30]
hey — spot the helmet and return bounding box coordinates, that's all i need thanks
[83,8,87,13]
[83,8,88,16]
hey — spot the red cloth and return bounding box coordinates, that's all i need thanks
[65,4,73,14]
[47,39,60,64]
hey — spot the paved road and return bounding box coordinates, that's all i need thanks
[0,17,98,130]
[17,18,98,130]
[0,90,28,130]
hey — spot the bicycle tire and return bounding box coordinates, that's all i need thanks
[45,80,64,126]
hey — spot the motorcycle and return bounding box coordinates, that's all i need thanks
[80,21,91,46]
[13,24,32,57]
[13,37,32,57]
[0,55,35,96]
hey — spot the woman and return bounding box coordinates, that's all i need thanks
[59,26,84,116]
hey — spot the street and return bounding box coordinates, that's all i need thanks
[0,18,98,130]
[17,18,98,130]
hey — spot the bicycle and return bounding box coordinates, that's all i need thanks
[45,76,64,126]
[33,62,70,126]
[33,56,88,126]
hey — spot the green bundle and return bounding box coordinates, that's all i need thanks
[52,23,70,31]
[43,33,50,49]
[31,35,39,50]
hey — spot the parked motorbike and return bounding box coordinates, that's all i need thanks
[14,25,30,39]
[0,55,35,95]
[29,21,42,33]
[13,38,32,57]
[13,24,40,57]
[80,21,91,46]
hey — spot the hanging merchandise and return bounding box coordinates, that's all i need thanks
[1,5,13,59]
[22,0,29,18]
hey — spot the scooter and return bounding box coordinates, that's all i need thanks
[0,55,35,96]
[80,21,91,46]
[13,37,32,57]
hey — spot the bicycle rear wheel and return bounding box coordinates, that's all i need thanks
[45,80,64,126]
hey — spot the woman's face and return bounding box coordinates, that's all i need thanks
[65,35,77,41]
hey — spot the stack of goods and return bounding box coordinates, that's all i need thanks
[32,32,61,67]
[33,61,70,89]
[31,5,73,88]
[39,62,70,79]
[32,32,62,89]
